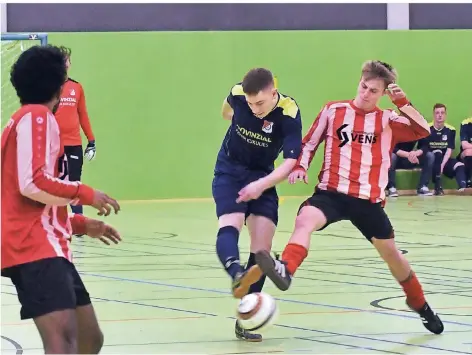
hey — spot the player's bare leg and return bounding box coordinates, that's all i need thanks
[372,237,444,334]
[245,214,273,299]
[256,206,327,290]
[233,215,274,342]
[34,309,78,354]
[76,304,104,354]
[216,213,261,299]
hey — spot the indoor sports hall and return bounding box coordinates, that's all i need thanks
[1,3,472,354]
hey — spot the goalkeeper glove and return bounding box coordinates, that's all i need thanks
[84,140,96,161]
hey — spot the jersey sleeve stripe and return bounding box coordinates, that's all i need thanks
[16,112,87,206]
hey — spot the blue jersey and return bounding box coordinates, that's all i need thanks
[419,123,456,155]
[460,118,472,151]
[215,83,302,173]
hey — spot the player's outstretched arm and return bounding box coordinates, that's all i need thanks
[387,84,430,142]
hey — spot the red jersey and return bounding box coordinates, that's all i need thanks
[1,104,95,270]
[295,98,430,203]
[54,78,95,146]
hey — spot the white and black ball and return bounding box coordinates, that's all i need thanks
[236,292,278,332]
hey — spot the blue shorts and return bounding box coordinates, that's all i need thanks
[212,169,279,226]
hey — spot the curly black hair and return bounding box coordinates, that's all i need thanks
[10,45,67,105]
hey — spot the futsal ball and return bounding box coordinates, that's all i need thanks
[236,292,278,332]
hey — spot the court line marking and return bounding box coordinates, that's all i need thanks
[79,272,472,328]
[0,336,23,355]
[296,336,402,354]
[3,289,470,353]
[5,291,468,354]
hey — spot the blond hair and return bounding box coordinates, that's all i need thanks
[361,60,397,88]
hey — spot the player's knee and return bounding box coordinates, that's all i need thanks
[90,329,104,353]
[250,235,272,253]
[463,148,472,157]
[390,153,398,168]
[454,162,465,170]
[44,327,77,353]
[425,151,435,166]
[372,235,402,263]
[432,150,443,158]
[295,206,327,233]
[77,327,103,354]
[218,213,244,231]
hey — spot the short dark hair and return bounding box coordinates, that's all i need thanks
[433,103,447,111]
[10,45,67,105]
[241,68,274,95]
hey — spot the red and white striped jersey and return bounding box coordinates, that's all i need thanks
[296,98,430,203]
[1,104,95,270]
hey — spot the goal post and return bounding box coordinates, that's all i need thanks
[1,33,48,124]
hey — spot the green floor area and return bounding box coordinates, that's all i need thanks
[2,196,471,354]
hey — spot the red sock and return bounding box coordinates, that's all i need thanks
[281,243,308,275]
[399,271,426,310]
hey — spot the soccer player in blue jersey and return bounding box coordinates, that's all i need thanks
[212,68,302,341]
[459,117,472,186]
[418,103,467,195]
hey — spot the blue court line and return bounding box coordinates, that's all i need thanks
[91,296,217,317]
[90,292,470,354]
[79,272,472,328]
[3,289,469,353]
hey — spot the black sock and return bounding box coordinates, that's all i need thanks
[216,226,243,279]
[455,165,467,188]
[464,156,472,181]
[246,252,266,294]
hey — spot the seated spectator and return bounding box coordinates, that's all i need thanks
[418,104,467,195]
[387,140,434,197]
[458,117,472,187]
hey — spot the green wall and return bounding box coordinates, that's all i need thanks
[39,30,472,198]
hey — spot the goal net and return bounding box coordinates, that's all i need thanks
[1,33,48,126]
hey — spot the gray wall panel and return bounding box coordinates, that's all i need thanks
[410,3,472,29]
[7,3,387,32]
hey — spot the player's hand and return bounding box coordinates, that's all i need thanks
[408,152,419,164]
[84,219,121,245]
[91,190,121,216]
[84,141,96,161]
[386,84,406,102]
[236,180,265,203]
[288,169,308,184]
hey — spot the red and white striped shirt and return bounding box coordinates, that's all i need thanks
[1,104,95,270]
[295,98,430,203]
